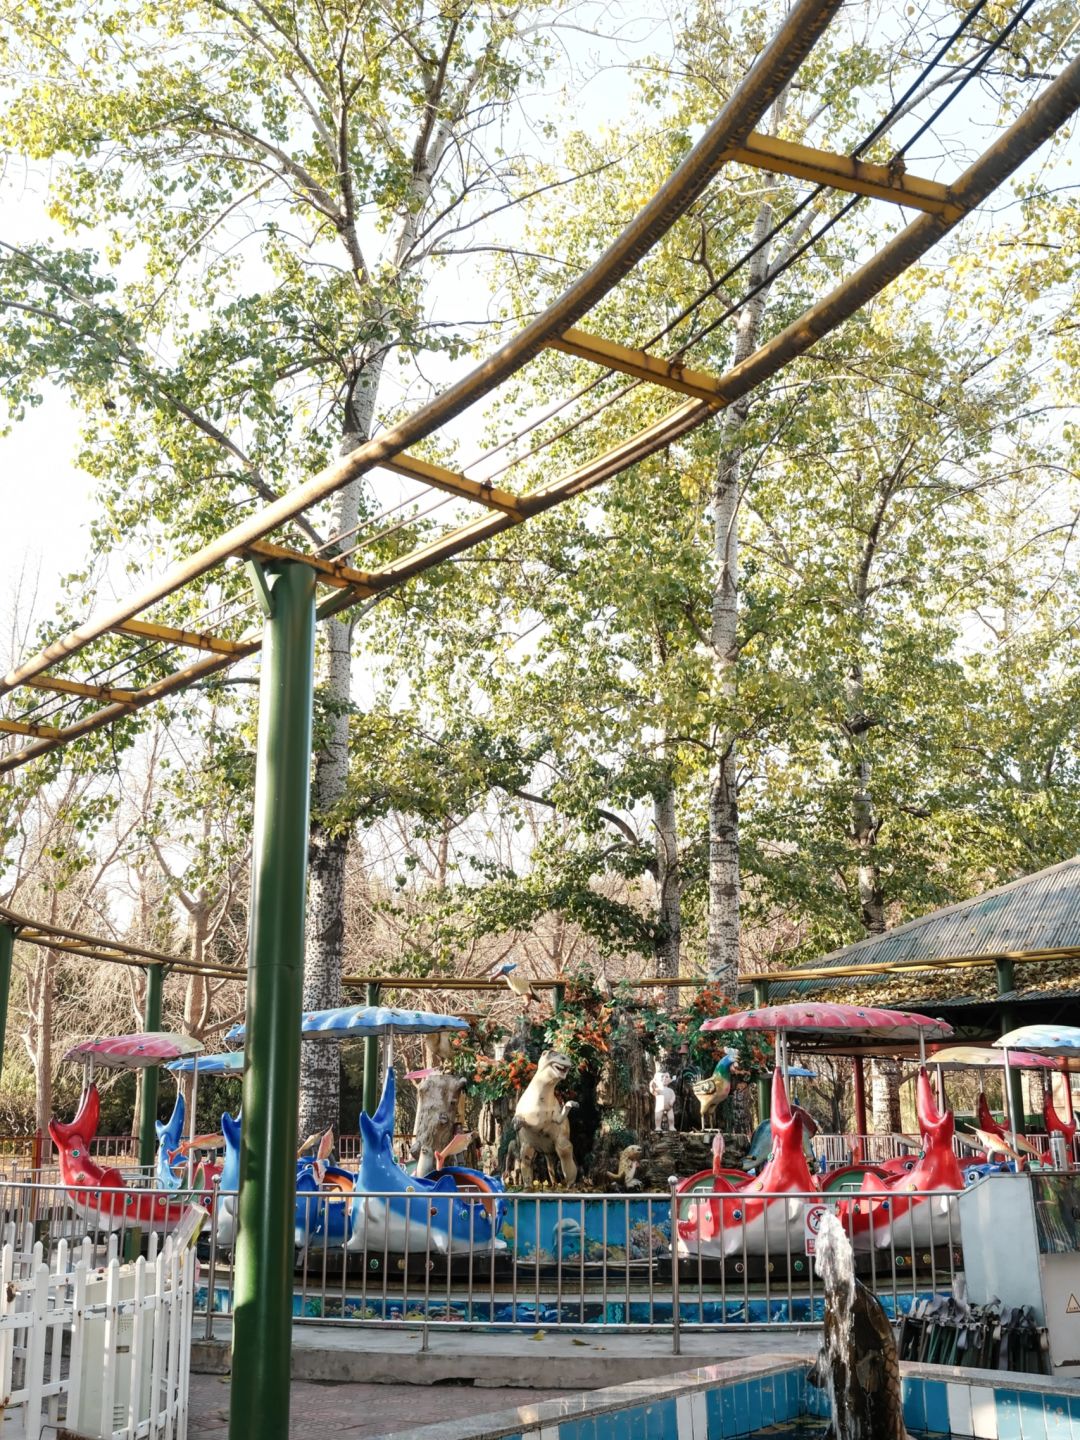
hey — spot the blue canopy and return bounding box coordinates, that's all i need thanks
[225,1004,469,1044]
[166,1051,245,1076]
[768,1065,816,1079]
[995,1025,1080,1055]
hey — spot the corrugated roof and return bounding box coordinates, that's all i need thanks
[758,856,1080,1008]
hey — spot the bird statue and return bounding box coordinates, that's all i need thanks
[491,961,539,1007]
[691,1049,738,1130]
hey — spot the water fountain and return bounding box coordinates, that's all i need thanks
[813,1210,909,1439]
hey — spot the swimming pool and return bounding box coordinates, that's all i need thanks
[385,1359,1080,1440]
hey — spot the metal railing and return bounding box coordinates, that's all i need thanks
[0,1176,982,1353]
[811,1131,1080,1168]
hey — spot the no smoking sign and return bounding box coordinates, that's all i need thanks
[804,1204,828,1256]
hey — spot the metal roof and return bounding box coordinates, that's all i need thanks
[758,856,1080,1008]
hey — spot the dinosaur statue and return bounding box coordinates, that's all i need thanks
[649,1061,676,1132]
[812,1210,909,1439]
[606,1144,644,1191]
[512,1049,578,1185]
[411,1070,468,1177]
[691,1050,738,1129]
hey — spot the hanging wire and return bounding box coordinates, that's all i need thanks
[5,0,1043,738]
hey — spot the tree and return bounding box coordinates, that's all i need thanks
[1,0,581,1131]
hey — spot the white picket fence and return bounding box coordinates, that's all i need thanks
[0,1209,200,1439]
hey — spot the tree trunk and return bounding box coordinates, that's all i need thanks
[870,1059,902,1133]
[653,770,681,980]
[300,361,382,1138]
[32,954,54,1138]
[706,202,774,987]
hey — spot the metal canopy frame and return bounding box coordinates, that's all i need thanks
[1,2,1078,1434]
[0,3,1076,775]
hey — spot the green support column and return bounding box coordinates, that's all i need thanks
[996,957,1026,1132]
[552,980,565,1014]
[138,963,163,1166]
[753,980,771,1123]
[230,562,316,1440]
[0,924,13,1089]
[362,982,381,1117]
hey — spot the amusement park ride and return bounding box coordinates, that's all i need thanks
[5,0,1080,1429]
[46,1006,1080,1279]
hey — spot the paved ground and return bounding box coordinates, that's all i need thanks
[188,1374,574,1437]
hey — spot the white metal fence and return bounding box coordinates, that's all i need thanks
[0,1210,199,1438]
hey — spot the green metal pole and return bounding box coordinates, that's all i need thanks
[362,982,381,1117]
[996,957,1026,1132]
[0,924,13,1091]
[753,980,771,1123]
[138,964,163,1166]
[552,980,565,1015]
[230,562,316,1440]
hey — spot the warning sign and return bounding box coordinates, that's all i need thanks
[1066,1295,1080,1315]
[804,1204,828,1256]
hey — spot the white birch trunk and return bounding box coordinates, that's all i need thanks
[300,363,381,1139]
[653,772,681,980]
[706,203,774,988]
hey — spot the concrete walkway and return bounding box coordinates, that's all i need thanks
[189,1374,575,1437]
[192,1321,819,1389]
[188,1325,821,1434]
[190,1319,817,1434]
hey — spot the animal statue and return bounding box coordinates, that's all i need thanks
[649,1062,676,1132]
[607,1144,644,1191]
[155,1090,188,1188]
[411,1071,468,1177]
[691,1050,738,1129]
[512,1049,578,1185]
[812,1210,909,1439]
[348,1067,506,1254]
[492,961,539,1007]
[976,1091,1007,1142]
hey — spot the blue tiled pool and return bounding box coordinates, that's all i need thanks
[388,1359,1080,1440]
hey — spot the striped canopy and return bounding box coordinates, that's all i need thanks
[63,1031,204,1070]
[166,1051,245,1076]
[226,1005,469,1044]
[702,1002,951,1042]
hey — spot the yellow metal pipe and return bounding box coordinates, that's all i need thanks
[0,0,842,700]
[721,132,959,217]
[380,454,523,516]
[25,676,138,703]
[113,618,247,654]
[545,328,727,402]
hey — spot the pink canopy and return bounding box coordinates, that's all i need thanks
[62,1031,204,1070]
[701,1002,952,1043]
